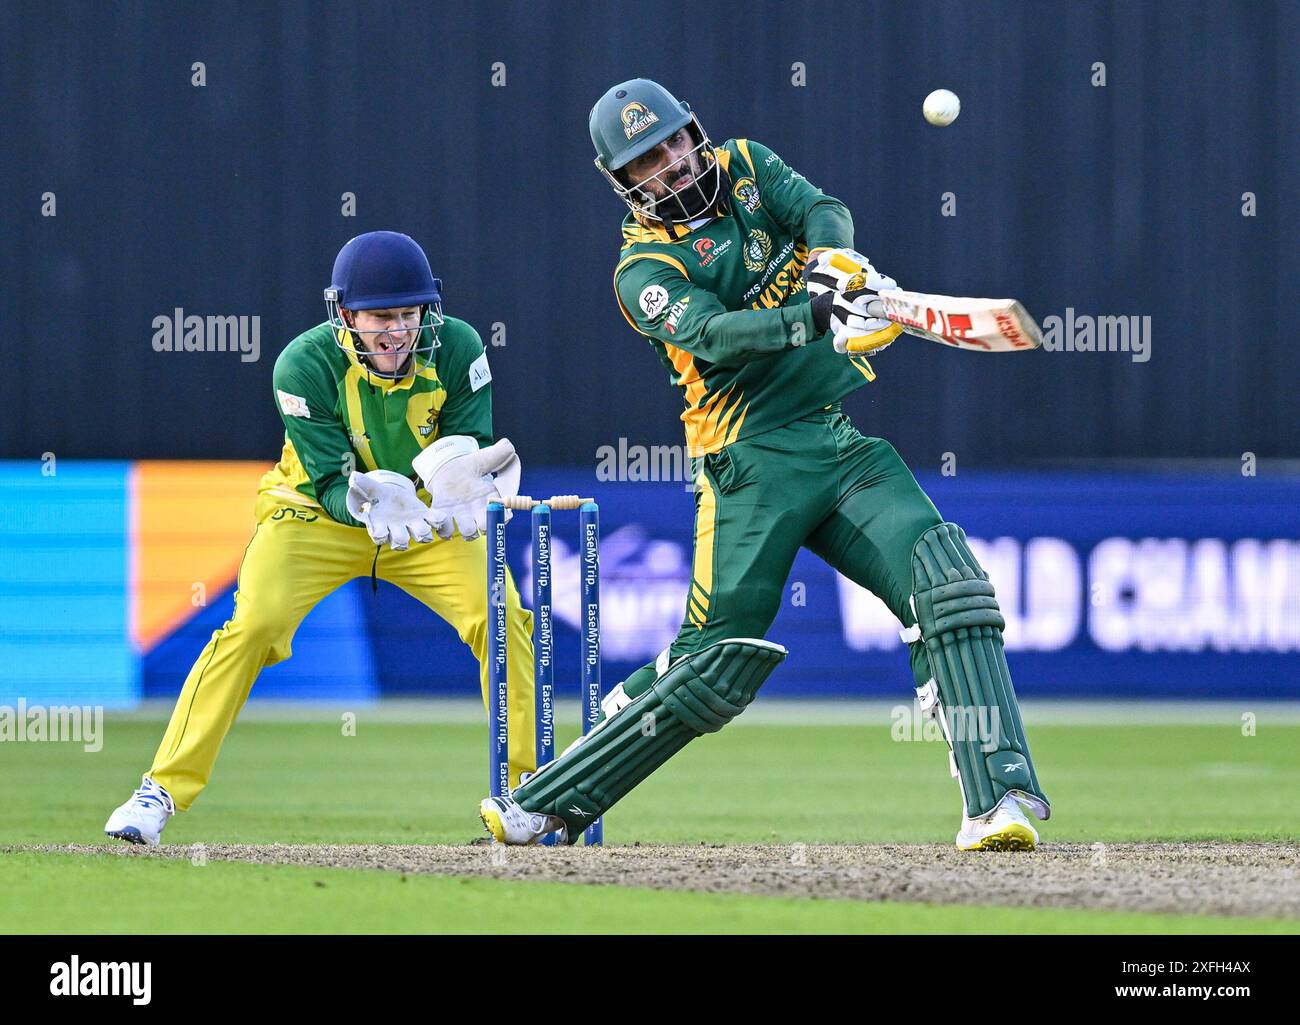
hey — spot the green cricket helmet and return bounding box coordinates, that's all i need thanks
[589,78,726,229]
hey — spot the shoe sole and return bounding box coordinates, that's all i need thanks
[105,827,156,846]
[957,822,1037,852]
[479,802,506,844]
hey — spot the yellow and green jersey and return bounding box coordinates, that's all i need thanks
[260,317,493,524]
[613,138,878,456]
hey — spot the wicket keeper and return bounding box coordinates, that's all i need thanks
[483,80,1051,850]
[106,231,537,844]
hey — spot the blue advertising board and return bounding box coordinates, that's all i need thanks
[2,463,1296,705]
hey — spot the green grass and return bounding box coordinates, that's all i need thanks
[2,852,1293,935]
[2,716,1295,846]
[1,708,1296,932]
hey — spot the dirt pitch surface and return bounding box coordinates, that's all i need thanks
[17,842,1300,919]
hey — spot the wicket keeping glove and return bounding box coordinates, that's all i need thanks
[345,470,435,551]
[411,435,522,542]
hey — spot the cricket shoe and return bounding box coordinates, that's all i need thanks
[955,793,1039,852]
[479,795,566,846]
[104,776,175,846]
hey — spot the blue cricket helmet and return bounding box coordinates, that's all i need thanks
[324,231,444,379]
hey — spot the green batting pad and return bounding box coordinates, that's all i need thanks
[911,523,1050,820]
[514,638,787,841]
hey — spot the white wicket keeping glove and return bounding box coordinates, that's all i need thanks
[345,470,435,551]
[411,435,523,542]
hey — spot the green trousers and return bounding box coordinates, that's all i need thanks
[627,408,943,696]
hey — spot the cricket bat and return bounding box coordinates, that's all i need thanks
[824,251,1043,353]
[869,289,1043,352]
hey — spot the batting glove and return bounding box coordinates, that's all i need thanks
[804,247,896,299]
[812,287,904,355]
[345,470,435,551]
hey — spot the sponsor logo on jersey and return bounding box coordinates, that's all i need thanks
[469,350,492,392]
[419,407,438,437]
[732,177,761,213]
[277,389,311,418]
[692,236,732,268]
[270,506,320,523]
[621,102,661,140]
[742,229,773,273]
[639,284,670,320]
[409,383,445,439]
[665,296,690,335]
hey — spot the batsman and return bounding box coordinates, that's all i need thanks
[482,79,1051,851]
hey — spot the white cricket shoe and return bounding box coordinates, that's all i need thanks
[104,776,175,846]
[956,793,1039,851]
[479,795,566,846]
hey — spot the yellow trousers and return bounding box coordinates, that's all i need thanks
[150,492,536,809]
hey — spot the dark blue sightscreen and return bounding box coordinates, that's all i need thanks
[2,1,1294,465]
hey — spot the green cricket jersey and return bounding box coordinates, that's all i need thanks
[261,317,494,524]
[613,138,878,456]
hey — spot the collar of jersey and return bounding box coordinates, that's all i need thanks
[629,206,728,244]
